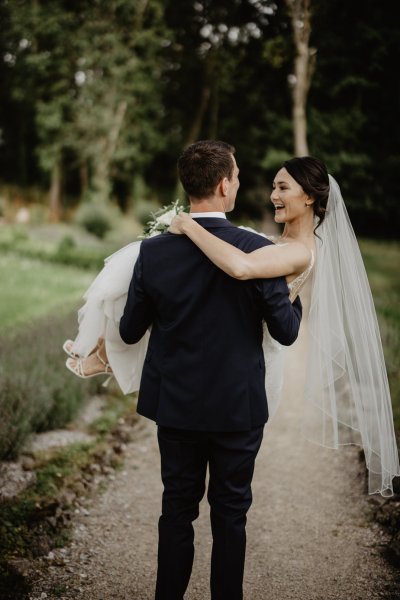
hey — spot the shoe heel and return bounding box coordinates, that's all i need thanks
[102,375,113,388]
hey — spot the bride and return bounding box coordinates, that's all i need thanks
[64,156,399,497]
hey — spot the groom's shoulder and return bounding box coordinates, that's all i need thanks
[140,232,180,249]
[226,224,272,252]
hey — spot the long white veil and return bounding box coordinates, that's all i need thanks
[303,175,400,496]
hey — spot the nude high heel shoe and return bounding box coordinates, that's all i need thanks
[65,350,113,382]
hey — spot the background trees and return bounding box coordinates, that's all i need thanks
[0,0,398,235]
[308,0,400,235]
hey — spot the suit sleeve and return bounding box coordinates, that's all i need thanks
[119,248,154,344]
[257,277,302,346]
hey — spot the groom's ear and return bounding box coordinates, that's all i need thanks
[221,177,229,196]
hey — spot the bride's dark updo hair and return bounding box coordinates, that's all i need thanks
[282,156,330,232]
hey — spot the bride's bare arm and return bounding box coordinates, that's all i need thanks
[169,213,310,280]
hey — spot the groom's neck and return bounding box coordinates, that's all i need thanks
[189,196,227,213]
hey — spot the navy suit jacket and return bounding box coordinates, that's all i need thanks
[119,218,302,432]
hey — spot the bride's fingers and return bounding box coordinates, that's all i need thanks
[169,213,192,234]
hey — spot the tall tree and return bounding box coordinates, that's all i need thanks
[2,0,398,233]
[0,0,170,214]
[69,0,169,206]
[2,2,83,220]
[160,0,290,206]
[286,0,316,155]
[309,0,400,235]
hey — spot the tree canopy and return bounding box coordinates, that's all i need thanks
[0,0,398,235]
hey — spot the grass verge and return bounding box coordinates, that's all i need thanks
[0,222,139,272]
[0,392,139,599]
[359,239,400,430]
[0,311,102,460]
[0,252,94,334]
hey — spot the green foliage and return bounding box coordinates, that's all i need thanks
[0,312,100,459]
[141,199,188,237]
[75,202,115,239]
[0,0,171,206]
[0,387,137,594]
[89,393,134,438]
[0,442,93,594]
[309,0,400,236]
[359,239,400,429]
[57,234,76,253]
[0,0,399,233]
[261,148,293,172]
[0,252,94,331]
[262,36,289,69]
[0,226,110,272]
[0,248,102,458]
[52,244,107,271]
[132,198,166,226]
[32,443,95,496]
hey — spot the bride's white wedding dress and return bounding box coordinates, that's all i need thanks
[71,240,146,395]
[70,232,312,414]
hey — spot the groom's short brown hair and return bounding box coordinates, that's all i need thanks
[178,140,236,199]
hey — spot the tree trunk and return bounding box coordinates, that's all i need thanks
[80,161,89,200]
[133,0,150,30]
[186,82,211,145]
[49,160,62,222]
[286,0,317,156]
[92,99,128,202]
[207,79,220,139]
[185,51,218,145]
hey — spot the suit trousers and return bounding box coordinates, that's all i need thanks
[155,425,264,600]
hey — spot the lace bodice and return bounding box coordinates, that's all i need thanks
[287,251,314,302]
[266,235,314,302]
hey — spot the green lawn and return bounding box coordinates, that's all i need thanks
[0,253,94,335]
[359,239,400,429]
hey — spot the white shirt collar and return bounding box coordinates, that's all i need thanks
[189,211,227,219]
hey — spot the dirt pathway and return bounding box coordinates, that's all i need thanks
[28,402,399,600]
[29,296,399,600]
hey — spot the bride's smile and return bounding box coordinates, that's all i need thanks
[271,167,314,225]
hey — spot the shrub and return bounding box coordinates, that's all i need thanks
[132,198,161,226]
[53,235,106,270]
[28,203,50,225]
[0,312,101,460]
[75,202,114,239]
[57,234,76,253]
[0,227,108,271]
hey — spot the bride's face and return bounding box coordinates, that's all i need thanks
[270,168,311,224]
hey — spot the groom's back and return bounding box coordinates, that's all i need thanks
[127,218,295,432]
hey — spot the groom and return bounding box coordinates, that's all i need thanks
[119,140,302,600]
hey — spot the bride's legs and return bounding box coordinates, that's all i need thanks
[67,338,113,378]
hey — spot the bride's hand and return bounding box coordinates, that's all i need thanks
[169,212,193,234]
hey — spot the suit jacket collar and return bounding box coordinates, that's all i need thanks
[193,217,235,229]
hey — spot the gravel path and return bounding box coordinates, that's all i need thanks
[29,267,399,600]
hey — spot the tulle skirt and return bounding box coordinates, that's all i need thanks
[71,241,149,395]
